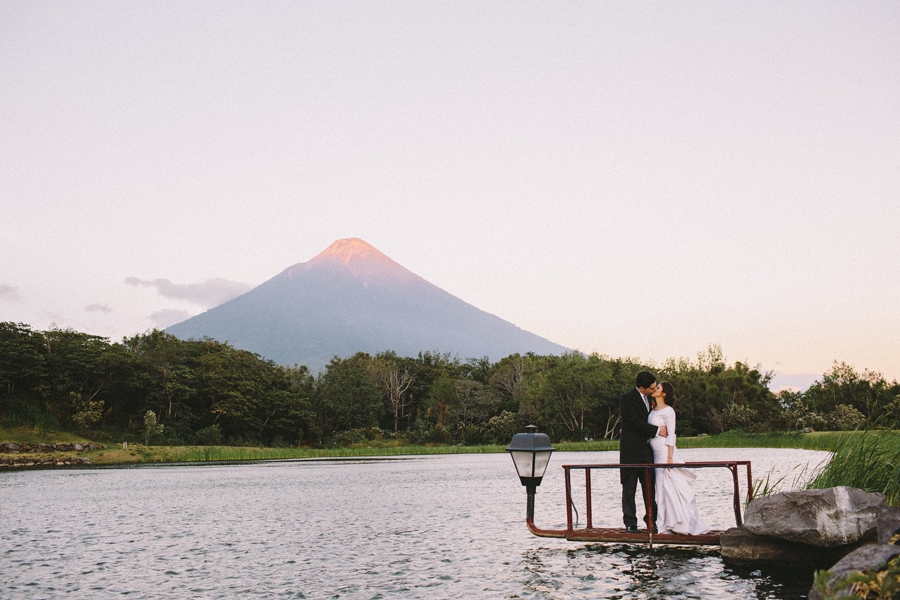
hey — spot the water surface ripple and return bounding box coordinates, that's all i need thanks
[1,447,829,599]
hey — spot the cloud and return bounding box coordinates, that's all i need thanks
[0,284,22,302]
[150,309,192,329]
[85,303,112,313]
[125,277,253,307]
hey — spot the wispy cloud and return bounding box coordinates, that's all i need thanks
[0,284,22,302]
[125,277,253,307]
[150,309,192,329]
[85,303,112,313]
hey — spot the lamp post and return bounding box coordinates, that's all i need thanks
[507,425,555,521]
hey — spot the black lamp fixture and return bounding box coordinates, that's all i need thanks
[507,425,555,520]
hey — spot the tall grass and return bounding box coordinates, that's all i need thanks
[804,430,900,506]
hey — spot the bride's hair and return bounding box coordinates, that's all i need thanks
[660,381,676,406]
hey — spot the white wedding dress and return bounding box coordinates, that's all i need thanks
[648,406,710,535]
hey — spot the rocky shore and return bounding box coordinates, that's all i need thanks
[1,456,92,467]
[720,486,900,599]
[0,441,106,468]
[2,442,105,453]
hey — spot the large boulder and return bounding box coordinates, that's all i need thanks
[745,487,885,547]
[720,527,860,567]
[808,544,900,600]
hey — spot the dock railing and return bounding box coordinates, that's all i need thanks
[527,460,753,546]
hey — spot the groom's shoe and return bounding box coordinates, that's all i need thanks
[625,525,640,533]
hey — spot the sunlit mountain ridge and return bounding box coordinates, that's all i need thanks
[166,238,569,371]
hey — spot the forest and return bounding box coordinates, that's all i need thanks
[1,321,898,448]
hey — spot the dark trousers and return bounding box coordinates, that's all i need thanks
[621,466,657,529]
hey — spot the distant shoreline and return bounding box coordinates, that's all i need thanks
[1,430,857,468]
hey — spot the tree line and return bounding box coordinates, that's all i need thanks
[1,321,898,447]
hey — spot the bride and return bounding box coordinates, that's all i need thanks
[648,381,710,535]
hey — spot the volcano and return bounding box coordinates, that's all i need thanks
[166,238,569,371]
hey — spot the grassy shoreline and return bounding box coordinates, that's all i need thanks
[5,426,898,504]
[5,425,892,466]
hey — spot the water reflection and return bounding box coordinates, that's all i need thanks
[519,544,810,599]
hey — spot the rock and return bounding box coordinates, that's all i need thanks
[720,527,800,563]
[808,544,900,600]
[74,443,83,451]
[745,487,885,547]
[719,527,851,567]
[878,506,900,545]
[3,442,20,452]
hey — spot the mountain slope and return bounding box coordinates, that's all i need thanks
[166,238,569,370]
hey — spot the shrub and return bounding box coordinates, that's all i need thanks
[483,410,519,445]
[813,554,899,599]
[459,423,484,445]
[333,427,385,446]
[195,424,222,446]
[723,404,758,432]
[70,392,104,432]
[828,404,865,431]
[428,426,452,445]
[143,410,163,445]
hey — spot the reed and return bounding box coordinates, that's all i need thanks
[803,430,900,506]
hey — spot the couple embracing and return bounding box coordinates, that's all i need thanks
[619,370,709,535]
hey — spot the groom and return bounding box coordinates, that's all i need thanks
[619,370,666,533]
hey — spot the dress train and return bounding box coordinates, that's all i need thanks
[648,406,710,535]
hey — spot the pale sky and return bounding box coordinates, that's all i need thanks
[2,2,898,389]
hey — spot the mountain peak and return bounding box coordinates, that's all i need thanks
[167,237,570,371]
[312,238,392,265]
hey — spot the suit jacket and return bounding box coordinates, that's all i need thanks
[619,387,660,465]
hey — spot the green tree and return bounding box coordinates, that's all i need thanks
[465,356,493,385]
[452,379,499,428]
[0,322,47,404]
[423,371,455,429]
[543,352,608,438]
[804,362,900,428]
[489,354,528,414]
[658,344,778,435]
[264,364,317,446]
[318,353,383,432]
[41,326,126,430]
[408,351,465,430]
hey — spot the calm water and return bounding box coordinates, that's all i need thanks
[1,447,830,599]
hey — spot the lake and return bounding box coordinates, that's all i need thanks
[1,447,831,599]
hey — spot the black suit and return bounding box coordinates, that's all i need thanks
[619,387,660,529]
